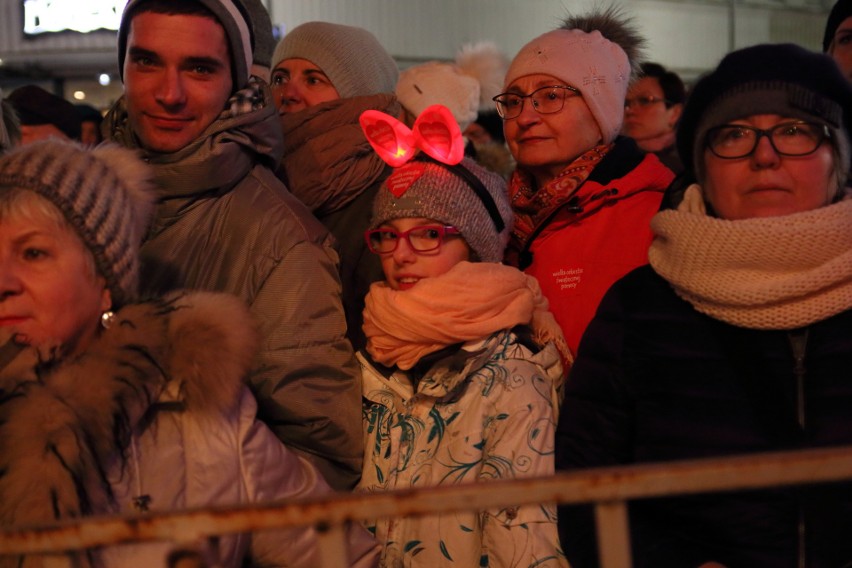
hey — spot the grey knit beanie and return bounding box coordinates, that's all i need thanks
[118,0,254,90]
[271,21,398,99]
[371,157,513,263]
[0,140,155,307]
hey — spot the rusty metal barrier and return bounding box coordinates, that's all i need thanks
[2,446,852,568]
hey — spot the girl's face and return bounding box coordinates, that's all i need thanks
[0,207,110,357]
[377,217,471,291]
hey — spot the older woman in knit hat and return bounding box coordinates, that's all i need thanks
[497,6,675,356]
[0,140,380,567]
[356,104,569,564]
[270,21,399,351]
[556,43,852,567]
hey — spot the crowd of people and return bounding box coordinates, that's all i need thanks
[1,0,851,566]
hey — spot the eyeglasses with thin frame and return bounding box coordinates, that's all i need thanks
[624,95,669,110]
[365,225,462,254]
[705,121,831,159]
[492,85,580,120]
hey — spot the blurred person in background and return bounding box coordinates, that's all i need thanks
[622,61,687,174]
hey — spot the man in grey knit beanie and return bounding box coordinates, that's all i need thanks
[105,0,365,490]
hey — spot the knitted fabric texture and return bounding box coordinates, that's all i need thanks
[396,62,480,131]
[363,261,571,370]
[503,28,630,144]
[118,0,253,89]
[677,43,852,180]
[0,140,155,307]
[370,157,512,263]
[648,188,852,330]
[824,0,852,51]
[272,21,398,99]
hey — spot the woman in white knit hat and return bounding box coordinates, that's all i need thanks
[269,21,400,352]
[497,6,675,356]
[0,140,380,567]
[557,43,852,567]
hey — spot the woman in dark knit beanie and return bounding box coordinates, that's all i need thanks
[557,43,852,567]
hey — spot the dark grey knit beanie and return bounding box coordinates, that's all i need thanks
[677,44,852,184]
[0,140,155,307]
[371,157,512,263]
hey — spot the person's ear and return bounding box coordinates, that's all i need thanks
[100,286,112,313]
[668,103,684,129]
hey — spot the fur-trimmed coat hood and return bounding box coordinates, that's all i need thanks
[0,291,258,565]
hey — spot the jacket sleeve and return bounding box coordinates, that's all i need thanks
[555,277,636,568]
[246,238,364,491]
[238,389,380,568]
[480,358,568,567]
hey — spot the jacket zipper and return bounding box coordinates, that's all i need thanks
[788,328,809,568]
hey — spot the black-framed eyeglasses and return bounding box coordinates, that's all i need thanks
[492,85,580,120]
[705,121,831,159]
[624,95,669,110]
[364,225,462,254]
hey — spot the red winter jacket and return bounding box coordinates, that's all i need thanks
[508,138,674,356]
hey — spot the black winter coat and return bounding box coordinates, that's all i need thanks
[556,265,852,568]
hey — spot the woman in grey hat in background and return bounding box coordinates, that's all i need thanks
[556,43,852,567]
[0,140,380,568]
[270,21,400,351]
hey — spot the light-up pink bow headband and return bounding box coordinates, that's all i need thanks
[359,104,505,232]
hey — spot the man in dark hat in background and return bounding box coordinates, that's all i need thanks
[5,85,81,145]
[824,0,852,82]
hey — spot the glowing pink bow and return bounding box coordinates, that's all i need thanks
[359,104,465,168]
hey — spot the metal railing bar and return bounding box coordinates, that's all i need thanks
[2,445,851,556]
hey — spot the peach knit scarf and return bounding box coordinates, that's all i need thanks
[363,261,571,370]
[649,185,852,329]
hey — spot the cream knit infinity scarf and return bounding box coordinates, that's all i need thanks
[649,185,852,329]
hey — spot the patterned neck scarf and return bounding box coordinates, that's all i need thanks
[508,143,613,251]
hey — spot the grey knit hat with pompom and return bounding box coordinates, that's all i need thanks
[0,140,155,307]
[370,157,513,263]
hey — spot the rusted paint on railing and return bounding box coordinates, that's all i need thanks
[2,446,852,565]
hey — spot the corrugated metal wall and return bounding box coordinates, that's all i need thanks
[268,0,830,79]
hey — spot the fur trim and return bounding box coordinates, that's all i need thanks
[0,291,258,544]
[90,143,156,251]
[167,292,259,414]
[455,41,510,110]
[561,4,646,80]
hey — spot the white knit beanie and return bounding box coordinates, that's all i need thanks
[118,0,253,90]
[396,63,480,131]
[504,28,630,144]
[0,140,155,307]
[271,21,398,99]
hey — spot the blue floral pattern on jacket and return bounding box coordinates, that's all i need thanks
[357,329,568,567]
